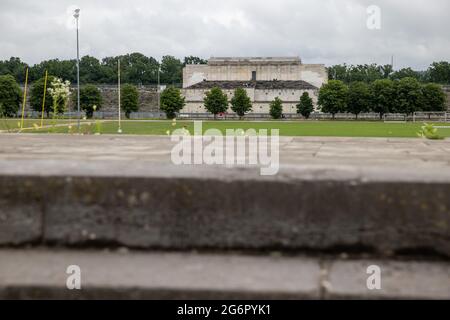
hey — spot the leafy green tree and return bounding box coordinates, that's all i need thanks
[100,56,120,83]
[395,77,423,114]
[370,79,396,119]
[327,64,348,82]
[160,55,183,85]
[79,56,106,83]
[380,64,394,79]
[318,80,348,119]
[30,75,56,117]
[390,68,420,81]
[328,64,386,83]
[0,57,29,83]
[421,83,446,112]
[428,61,450,84]
[347,82,371,119]
[30,59,76,83]
[203,87,228,119]
[230,88,252,119]
[160,87,185,119]
[269,97,283,119]
[117,53,160,85]
[362,64,385,83]
[121,84,139,118]
[346,65,368,83]
[74,84,103,118]
[296,92,314,119]
[183,56,207,66]
[0,75,22,117]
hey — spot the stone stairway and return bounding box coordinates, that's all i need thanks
[0,134,449,299]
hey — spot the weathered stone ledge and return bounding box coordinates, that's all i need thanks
[0,165,448,257]
[0,249,448,299]
[0,135,448,256]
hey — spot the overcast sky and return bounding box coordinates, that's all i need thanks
[0,0,448,69]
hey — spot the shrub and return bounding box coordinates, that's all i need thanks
[230,87,252,119]
[160,87,185,119]
[417,123,444,140]
[296,92,314,119]
[74,84,103,119]
[0,75,22,117]
[204,87,228,119]
[47,78,71,115]
[121,84,139,118]
[30,75,56,117]
[269,97,283,119]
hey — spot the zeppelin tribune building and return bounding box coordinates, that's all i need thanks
[182,57,327,114]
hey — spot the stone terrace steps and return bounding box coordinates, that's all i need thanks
[0,249,448,300]
[0,135,449,257]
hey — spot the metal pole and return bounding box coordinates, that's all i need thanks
[157,66,161,110]
[75,10,81,131]
[20,68,29,131]
[40,70,48,128]
[118,59,122,133]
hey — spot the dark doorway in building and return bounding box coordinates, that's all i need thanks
[251,71,257,81]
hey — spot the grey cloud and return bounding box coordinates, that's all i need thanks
[0,0,448,69]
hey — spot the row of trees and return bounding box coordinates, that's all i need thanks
[158,86,314,120]
[158,86,253,120]
[0,54,207,85]
[1,73,446,120]
[157,79,447,120]
[2,55,450,86]
[318,78,447,119]
[327,61,450,84]
[0,74,140,119]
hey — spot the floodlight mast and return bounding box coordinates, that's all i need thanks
[118,59,122,133]
[74,9,81,131]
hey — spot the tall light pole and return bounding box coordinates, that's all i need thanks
[74,8,81,131]
[118,59,122,134]
[157,65,161,110]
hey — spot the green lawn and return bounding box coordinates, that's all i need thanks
[21,119,450,138]
[0,118,86,132]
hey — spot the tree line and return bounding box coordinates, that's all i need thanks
[2,54,449,86]
[327,61,450,84]
[157,78,447,120]
[0,73,141,118]
[318,78,447,119]
[0,54,207,85]
[0,54,448,119]
[0,74,447,120]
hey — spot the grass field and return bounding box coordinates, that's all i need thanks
[8,119,448,138]
[0,118,87,132]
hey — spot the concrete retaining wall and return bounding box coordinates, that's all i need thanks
[1,170,448,257]
[22,85,159,113]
